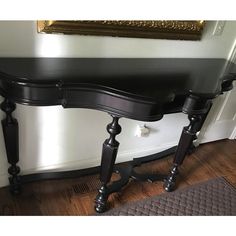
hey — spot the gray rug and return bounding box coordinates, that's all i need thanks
[101,177,236,216]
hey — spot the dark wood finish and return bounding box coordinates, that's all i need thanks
[0,99,21,194]
[96,146,176,211]
[164,98,212,192]
[0,58,235,212]
[0,58,235,121]
[95,115,122,213]
[0,139,235,216]
[0,58,235,122]
[0,58,235,106]
[95,120,175,213]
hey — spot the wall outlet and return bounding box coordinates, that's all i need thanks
[135,124,150,137]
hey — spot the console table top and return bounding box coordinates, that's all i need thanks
[0,58,235,95]
[0,58,235,120]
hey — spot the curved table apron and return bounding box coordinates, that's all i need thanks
[0,58,235,213]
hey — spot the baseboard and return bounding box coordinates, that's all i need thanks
[200,119,236,143]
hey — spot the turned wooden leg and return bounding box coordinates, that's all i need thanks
[1,98,21,194]
[164,96,212,192]
[164,115,202,192]
[95,115,121,213]
[164,113,205,192]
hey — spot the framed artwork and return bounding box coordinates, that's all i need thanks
[37,20,205,40]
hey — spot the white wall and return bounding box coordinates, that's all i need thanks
[0,21,236,58]
[0,21,236,187]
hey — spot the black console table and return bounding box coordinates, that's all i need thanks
[0,58,235,213]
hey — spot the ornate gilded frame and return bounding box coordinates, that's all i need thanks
[37,20,205,40]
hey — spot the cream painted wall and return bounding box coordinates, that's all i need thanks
[0,21,235,187]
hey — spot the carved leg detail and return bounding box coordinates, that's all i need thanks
[1,99,21,194]
[95,185,109,213]
[164,114,203,192]
[95,115,121,213]
[164,164,179,192]
[164,96,213,192]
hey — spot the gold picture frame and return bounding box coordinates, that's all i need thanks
[37,20,205,40]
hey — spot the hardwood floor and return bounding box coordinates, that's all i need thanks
[0,139,235,216]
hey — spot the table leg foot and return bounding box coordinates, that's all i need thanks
[163,164,178,192]
[8,165,21,194]
[1,98,21,194]
[95,115,121,213]
[95,185,108,213]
